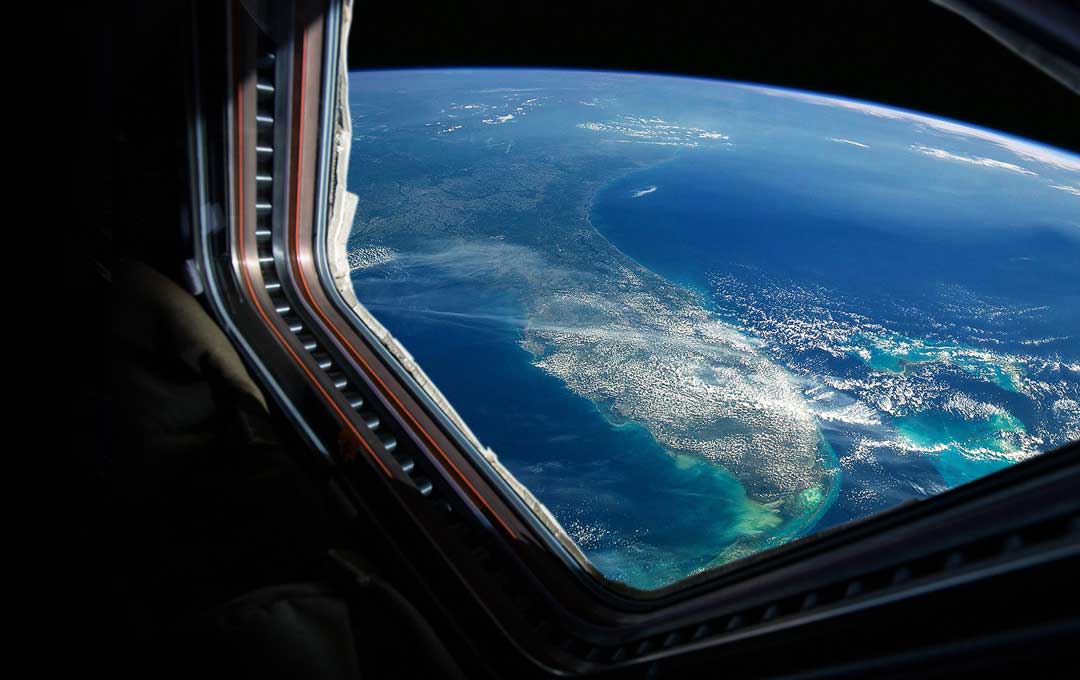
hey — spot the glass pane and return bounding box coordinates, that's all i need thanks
[341,69,1080,591]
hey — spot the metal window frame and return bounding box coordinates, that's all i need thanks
[186,1,1080,674]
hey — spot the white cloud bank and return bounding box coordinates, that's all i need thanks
[577,115,730,148]
[910,144,1038,176]
[827,137,869,148]
[1049,183,1080,197]
[748,85,1080,173]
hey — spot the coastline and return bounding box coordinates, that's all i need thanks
[524,154,844,554]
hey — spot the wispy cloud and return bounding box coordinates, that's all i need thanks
[631,186,657,198]
[749,85,1080,173]
[827,137,869,148]
[910,145,1038,176]
[472,87,544,93]
[1049,183,1080,197]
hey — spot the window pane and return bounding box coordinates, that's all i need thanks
[341,69,1079,590]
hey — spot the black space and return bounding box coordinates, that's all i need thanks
[347,0,1079,152]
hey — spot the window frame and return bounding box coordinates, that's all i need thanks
[187,0,1080,674]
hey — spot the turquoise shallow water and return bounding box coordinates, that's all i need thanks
[853,331,1022,393]
[894,411,1024,487]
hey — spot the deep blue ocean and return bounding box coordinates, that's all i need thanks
[592,149,1080,314]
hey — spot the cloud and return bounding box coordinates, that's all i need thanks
[748,85,1080,173]
[577,116,730,147]
[631,186,657,197]
[347,246,397,271]
[827,137,869,148]
[380,240,574,287]
[472,87,544,93]
[1049,183,1080,197]
[910,144,1038,176]
[481,113,515,125]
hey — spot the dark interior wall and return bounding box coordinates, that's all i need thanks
[66,0,195,656]
[65,1,192,284]
[108,2,191,281]
[347,0,1079,152]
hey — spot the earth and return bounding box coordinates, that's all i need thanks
[343,69,1080,590]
